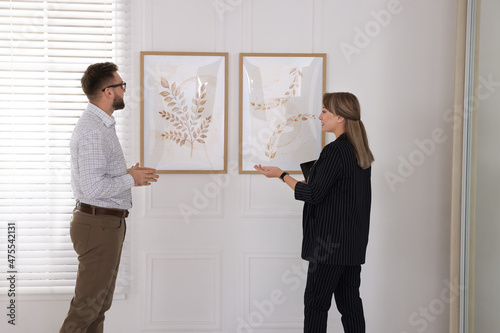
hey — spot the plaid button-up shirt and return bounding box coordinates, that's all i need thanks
[70,103,134,210]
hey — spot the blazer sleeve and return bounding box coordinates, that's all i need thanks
[294,143,343,205]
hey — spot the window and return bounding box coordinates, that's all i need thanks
[0,0,131,294]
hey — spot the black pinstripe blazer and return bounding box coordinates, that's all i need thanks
[294,134,371,265]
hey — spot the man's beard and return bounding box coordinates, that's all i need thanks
[112,95,125,110]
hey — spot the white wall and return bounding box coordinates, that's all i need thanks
[1,0,458,332]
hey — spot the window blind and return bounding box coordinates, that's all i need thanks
[0,0,131,294]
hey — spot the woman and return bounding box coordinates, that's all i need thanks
[254,92,374,333]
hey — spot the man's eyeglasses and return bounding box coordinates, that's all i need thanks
[102,81,126,92]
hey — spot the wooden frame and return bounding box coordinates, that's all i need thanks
[141,52,228,173]
[239,53,326,174]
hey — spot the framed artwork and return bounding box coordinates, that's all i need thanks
[141,52,228,173]
[239,53,326,174]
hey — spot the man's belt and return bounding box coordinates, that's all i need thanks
[76,202,129,218]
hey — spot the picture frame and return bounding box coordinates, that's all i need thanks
[239,53,326,174]
[141,52,228,173]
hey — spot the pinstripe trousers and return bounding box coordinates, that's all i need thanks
[304,263,365,333]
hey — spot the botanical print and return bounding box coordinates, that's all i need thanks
[142,53,226,173]
[251,67,302,111]
[265,113,316,159]
[240,55,324,173]
[158,79,211,158]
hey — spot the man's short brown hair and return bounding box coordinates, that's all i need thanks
[81,62,118,101]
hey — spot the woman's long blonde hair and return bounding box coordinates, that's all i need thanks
[323,92,374,169]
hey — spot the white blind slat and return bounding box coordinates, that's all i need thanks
[0,0,131,295]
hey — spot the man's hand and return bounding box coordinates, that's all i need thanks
[128,163,159,186]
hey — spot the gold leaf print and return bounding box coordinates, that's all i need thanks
[158,78,213,158]
[264,114,316,160]
[251,67,303,112]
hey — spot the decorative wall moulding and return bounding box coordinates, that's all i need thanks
[143,182,224,220]
[141,51,228,173]
[239,53,326,174]
[242,252,305,328]
[240,176,302,218]
[142,250,221,331]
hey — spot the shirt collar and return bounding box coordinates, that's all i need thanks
[86,102,116,128]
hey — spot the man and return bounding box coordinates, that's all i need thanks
[60,62,159,333]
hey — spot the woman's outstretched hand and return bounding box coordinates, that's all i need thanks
[254,164,283,178]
